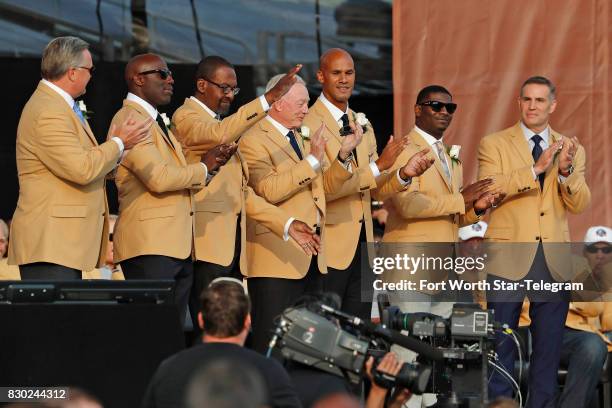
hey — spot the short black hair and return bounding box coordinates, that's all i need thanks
[195,56,234,80]
[520,76,556,99]
[200,281,249,338]
[416,85,452,104]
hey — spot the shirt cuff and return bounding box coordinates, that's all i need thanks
[259,95,270,112]
[369,161,381,178]
[111,137,125,154]
[396,169,412,186]
[558,174,567,184]
[531,166,537,180]
[306,154,320,171]
[200,163,211,185]
[283,217,296,241]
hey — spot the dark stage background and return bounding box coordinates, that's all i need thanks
[0,58,393,220]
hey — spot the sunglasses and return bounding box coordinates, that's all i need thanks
[419,100,457,114]
[585,245,612,254]
[200,77,240,96]
[139,69,173,80]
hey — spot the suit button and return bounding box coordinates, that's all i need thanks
[540,212,544,216]
[190,211,194,216]
[102,212,105,216]
[535,236,540,241]
[314,197,318,202]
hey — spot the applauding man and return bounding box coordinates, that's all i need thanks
[9,36,151,279]
[109,54,232,322]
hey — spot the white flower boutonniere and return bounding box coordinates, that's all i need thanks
[77,100,93,120]
[160,113,173,130]
[353,112,369,132]
[299,126,310,140]
[447,144,462,166]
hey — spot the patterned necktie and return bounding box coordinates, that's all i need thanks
[434,141,451,182]
[72,101,85,124]
[531,134,545,189]
[286,131,303,160]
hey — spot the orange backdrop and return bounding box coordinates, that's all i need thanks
[392,0,611,240]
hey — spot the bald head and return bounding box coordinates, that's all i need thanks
[125,53,174,108]
[317,48,354,111]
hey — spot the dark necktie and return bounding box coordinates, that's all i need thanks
[340,113,349,128]
[286,131,303,160]
[531,134,544,189]
[156,114,173,147]
[339,113,358,165]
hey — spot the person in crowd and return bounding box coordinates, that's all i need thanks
[142,279,302,408]
[556,225,612,408]
[382,85,500,407]
[9,36,151,279]
[238,74,362,353]
[478,76,590,406]
[108,53,234,322]
[184,359,268,408]
[302,48,434,320]
[0,219,19,280]
[172,56,321,332]
[83,214,124,280]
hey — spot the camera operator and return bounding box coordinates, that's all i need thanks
[364,353,412,408]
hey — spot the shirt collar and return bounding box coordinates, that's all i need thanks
[414,126,444,147]
[319,93,348,124]
[126,92,158,120]
[41,79,74,109]
[520,121,550,143]
[190,96,218,120]
[266,116,292,137]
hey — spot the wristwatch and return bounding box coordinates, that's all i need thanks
[561,164,574,177]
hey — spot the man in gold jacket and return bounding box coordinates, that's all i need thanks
[302,48,434,320]
[239,76,360,353]
[172,57,320,331]
[109,54,233,322]
[9,36,150,279]
[478,76,591,406]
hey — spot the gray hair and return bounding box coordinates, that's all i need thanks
[520,76,556,100]
[41,36,89,80]
[265,73,305,92]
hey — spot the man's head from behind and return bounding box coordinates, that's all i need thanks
[266,75,308,129]
[414,85,455,139]
[583,226,612,274]
[41,36,93,99]
[316,48,355,110]
[194,56,238,116]
[198,279,251,343]
[125,53,174,108]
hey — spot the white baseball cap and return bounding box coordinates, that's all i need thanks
[584,226,612,245]
[458,221,488,241]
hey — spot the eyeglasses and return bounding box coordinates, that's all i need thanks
[75,65,95,74]
[419,100,457,114]
[139,69,173,80]
[585,245,612,254]
[200,77,240,96]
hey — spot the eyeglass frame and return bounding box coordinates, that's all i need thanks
[418,100,458,114]
[138,69,173,80]
[585,244,612,254]
[200,77,240,96]
[75,65,95,75]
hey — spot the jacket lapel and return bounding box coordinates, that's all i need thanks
[508,122,534,168]
[261,120,302,163]
[413,131,452,192]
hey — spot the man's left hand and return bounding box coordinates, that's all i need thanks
[288,220,321,255]
[558,136,578,176]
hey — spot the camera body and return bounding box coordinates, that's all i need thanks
[274,303,432,394]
